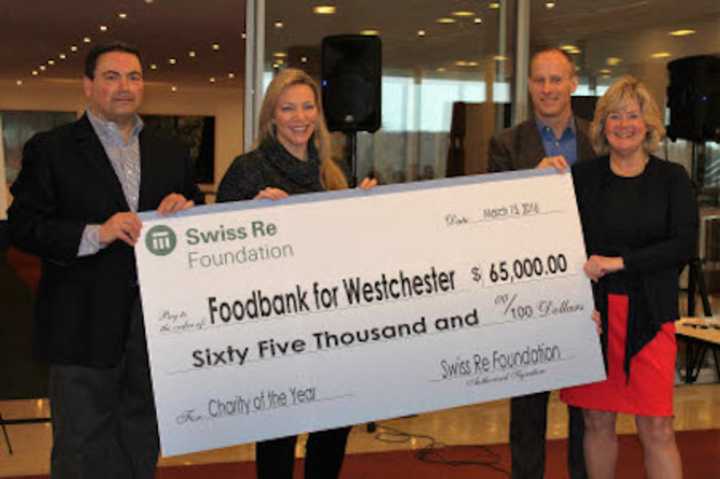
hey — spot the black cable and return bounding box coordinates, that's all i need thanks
[373,423,511,477]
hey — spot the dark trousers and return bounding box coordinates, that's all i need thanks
[256,426,352,479]
[510,391,586,479]
[49,299,159,479]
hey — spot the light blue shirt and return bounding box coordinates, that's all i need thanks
[535,116,578,166]
[78,110,143,256]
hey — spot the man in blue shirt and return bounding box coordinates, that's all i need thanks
[488,48,595,479]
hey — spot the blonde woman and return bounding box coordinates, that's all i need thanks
[217,68,375,479]
[561,76,698,478]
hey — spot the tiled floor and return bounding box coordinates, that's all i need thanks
[2,383,719,477]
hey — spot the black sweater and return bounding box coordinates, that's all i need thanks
[571,155,698,375]
[217,139,326,202]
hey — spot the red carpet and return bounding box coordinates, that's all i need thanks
[7,429,719,479]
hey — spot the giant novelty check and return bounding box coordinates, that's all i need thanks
[136,170,605,456]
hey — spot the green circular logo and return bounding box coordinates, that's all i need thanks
[145,225,177,256]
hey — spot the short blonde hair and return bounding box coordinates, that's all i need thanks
[591,75,665,155]
[257,68,348,190]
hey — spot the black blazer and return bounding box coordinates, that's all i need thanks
[488,117,595,172]
[8,115,201,367]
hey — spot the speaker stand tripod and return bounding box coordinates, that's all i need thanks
[345,131,358,188]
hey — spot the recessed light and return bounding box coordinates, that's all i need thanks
[273,52,287,58]
[669,29,696,37]
[16,80,23,86]
[228,72,236,79]
[118,12,128,19]
[32,70,38,76]
[83,37,91,43]
[168,58,177,64]
[489,2,500,9]
[145,0,154,4]
[241,32,247,39]
[99,25,108,32]
[39,65,46,71]
[272,63,280,69]
[188,50,197,58]
[212,43,221,51]
[474,17,483,24]
[313,5,336,14]
[70,45,78,52]
[360,29,379,36]
[437,67,447,72]
[455,60,468,66]
[209,77,216,83]
[47,60,55,66]
[606,57,622,66]
[599,68,612,74]
[59,53,67,60]
[545,1,556,9]
[494,55,508,61]
[437,17,456,24]
[300,57,308,63]
[417,30,426,37]
[150,64,158,70]
[171,86,178,92]
[560,44,578,52]
[275,59,285,65]
[452,11,475,17]
[467,61,479,67]
[651,51,671,59]
[274,21,284,29]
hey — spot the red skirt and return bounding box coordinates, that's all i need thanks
[561,294,676,416]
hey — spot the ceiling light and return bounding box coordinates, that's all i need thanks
[598,68,611,74]
[360,29,379,36]
[489,2,500,9]
[118,12,128,19]
[494,55,508,61]
[150,64,158,70]
[545,1,556,9]
[39,65,46,71]
[467,61,479,67]
[567,49,581,55]
[651,51,671,59]
[437,67,447,72]
[606,57,622,66]
[168,58,177,64]
[417,30,426,37]
[99,25,108,32]
[145,0,154,4]
[300,57,308,63]
[273,52,287,58]
[455,60,468,66]
[171,86,178,92]
[560,44,578,52]
[474,17,483,24]
[452,11,475,17]
[228,72,236,79]
[83,37,91,43]
[16,80,23,86]
[313,5,336,14]
[212,43,221,51]
[32,70,38,76]
[241,32,247,39]
[59,53,67,60]
[70,45,78,52]
[437,17,456,24]
[188,50,196,58]
[47,59,55,66]
[209,77,216,83]
[669,29,696,37]
[274,21,284,28]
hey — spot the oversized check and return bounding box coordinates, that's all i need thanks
[136,170,605,456]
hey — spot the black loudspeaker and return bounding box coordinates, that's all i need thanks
[667,55,720,142]
[321,35,382,132]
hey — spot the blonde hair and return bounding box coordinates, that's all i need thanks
[591,75,665,155]
[257,68,348,190]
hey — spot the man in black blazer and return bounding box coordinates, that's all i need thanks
[8,42,201,478]
[488,48,594,479]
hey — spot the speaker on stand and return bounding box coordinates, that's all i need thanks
[321,34,382,187]
[667,55,720,317]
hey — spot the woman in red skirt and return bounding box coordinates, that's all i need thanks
[562,76,698,478]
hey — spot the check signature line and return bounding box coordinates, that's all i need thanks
[428,355,578,383]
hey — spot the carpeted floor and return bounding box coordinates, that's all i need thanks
[5,429,719,479]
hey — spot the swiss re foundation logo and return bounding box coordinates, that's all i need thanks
[145,225,177,256]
